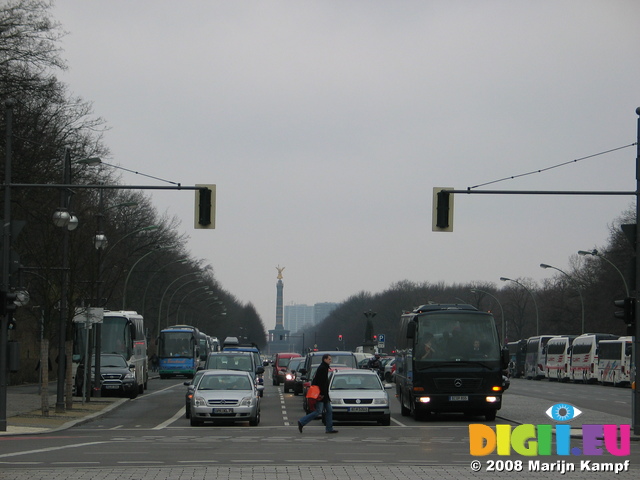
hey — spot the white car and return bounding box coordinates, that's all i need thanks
[328,369,392,426]
[190,370,263,426]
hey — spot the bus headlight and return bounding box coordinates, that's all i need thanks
[485,396,499,403]
[418,396,431,403]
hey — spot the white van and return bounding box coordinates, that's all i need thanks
[570,333,619,383]
[544,335,577,382]
[598,336,632,386]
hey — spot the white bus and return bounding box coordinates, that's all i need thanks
[524,335,556,380]
[570,333,619,383]
[73,310,148,396]
[544,335,577,382]
[598,336,632,386]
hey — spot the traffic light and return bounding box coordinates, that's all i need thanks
[194,184,216,229]
[432,187,454,232]
[373,335,378,341]
[614,297,636,335]
[338,335,343,341]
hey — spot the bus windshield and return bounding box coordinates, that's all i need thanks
[102,316,133,358]
[415,313,500,363]
[159,331,195,357]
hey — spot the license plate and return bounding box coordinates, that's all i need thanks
[348,407,369,412]
[104,385,119,389]
[213,408,233,414]
[449,395,468,401]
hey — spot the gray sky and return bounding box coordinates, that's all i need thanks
[53,1,640,329]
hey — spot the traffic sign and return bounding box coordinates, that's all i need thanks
[378,334,385,343]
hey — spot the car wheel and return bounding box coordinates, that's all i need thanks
[249,410,260,426]
[129,388,138,399]
[284,385,289,393]
[400,394,410,417]
[485,410,497,421]
[185,405,190,419]
[190,416,202,427]
[379,414,391,426]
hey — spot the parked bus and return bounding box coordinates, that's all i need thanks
[395,304,508,421]
[570,333,619,383]
[72,309,148,396]
[597,336,632,386]
[506,339,527,378]
[544,335,577,382]
[524,335,556,380]
[158,325,201,378]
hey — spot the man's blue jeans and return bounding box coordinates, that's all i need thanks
[299,399,334,432]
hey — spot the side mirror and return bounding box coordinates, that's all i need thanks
[256,366,265,375]
[183,381,191,386]
[501,348,509,369]
[406,321,416,339]
[263,361,269,366]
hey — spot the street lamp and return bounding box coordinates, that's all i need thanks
[500,277,539,336]
[121,243,170,310]
[470,288,505,342]
[578,249,630,297]
[363,310,377,351]
[166,279,204,327]
[540,263,585,334]
[54,148,101,413]
[141,257,189,318]
[156,272,201,336]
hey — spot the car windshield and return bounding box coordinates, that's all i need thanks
[331,374,382,390]
[197,374,253,391]
[91,355,127,368]
[309,354,357,368]
[289,358,304,371]
[206,354,253,372]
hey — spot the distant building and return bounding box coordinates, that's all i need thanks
[284,302,340,333]
[284,304,314,333]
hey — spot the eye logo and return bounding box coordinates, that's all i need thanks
[545,403,582,422]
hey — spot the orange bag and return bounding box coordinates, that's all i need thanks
[306,385,320,399]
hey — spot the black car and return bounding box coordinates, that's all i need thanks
[283,357,305,394]
[75,353,138,399]
[184,369,206,418]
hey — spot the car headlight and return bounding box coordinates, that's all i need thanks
[194,395,207,407]
[331,398,344,405]
[239,396,254,407]
[124,372,135,380]
[285,374,294,381]
[372,398,387,405]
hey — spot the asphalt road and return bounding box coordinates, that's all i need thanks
[0,372,637,477]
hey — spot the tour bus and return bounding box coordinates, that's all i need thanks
[72,309,148,396]
[570,333,619,383]
[157,325,201,378]
[597,336,632,386]
[197,331,211,369]
[394,304,508,421]
[544,335,577,382]
[524,335,557,380]
[506,339,527,378]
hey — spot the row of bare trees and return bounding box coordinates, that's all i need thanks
[1,1,266,384]
[302,207,635,353]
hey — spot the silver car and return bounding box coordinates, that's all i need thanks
[190,370,263,426]
[328,369,392,425]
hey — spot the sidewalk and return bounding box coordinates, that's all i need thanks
[1,389,126,436]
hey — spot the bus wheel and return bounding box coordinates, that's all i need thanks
[400,394,410,417]
[129,388,138,400]
[485,410,497,421]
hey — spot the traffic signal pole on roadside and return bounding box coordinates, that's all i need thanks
[433,107,640,434]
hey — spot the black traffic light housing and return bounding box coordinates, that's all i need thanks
[194,184,216,229]
[614,297,636,335]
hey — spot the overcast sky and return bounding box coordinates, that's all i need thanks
[52,1,640,329]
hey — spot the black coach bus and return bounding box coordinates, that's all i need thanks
[395,304,508,421]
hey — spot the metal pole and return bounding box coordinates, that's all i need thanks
[55,148,71,413]
[633,106,640,435]
[0,99,14,431]
[471,288,505,342]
